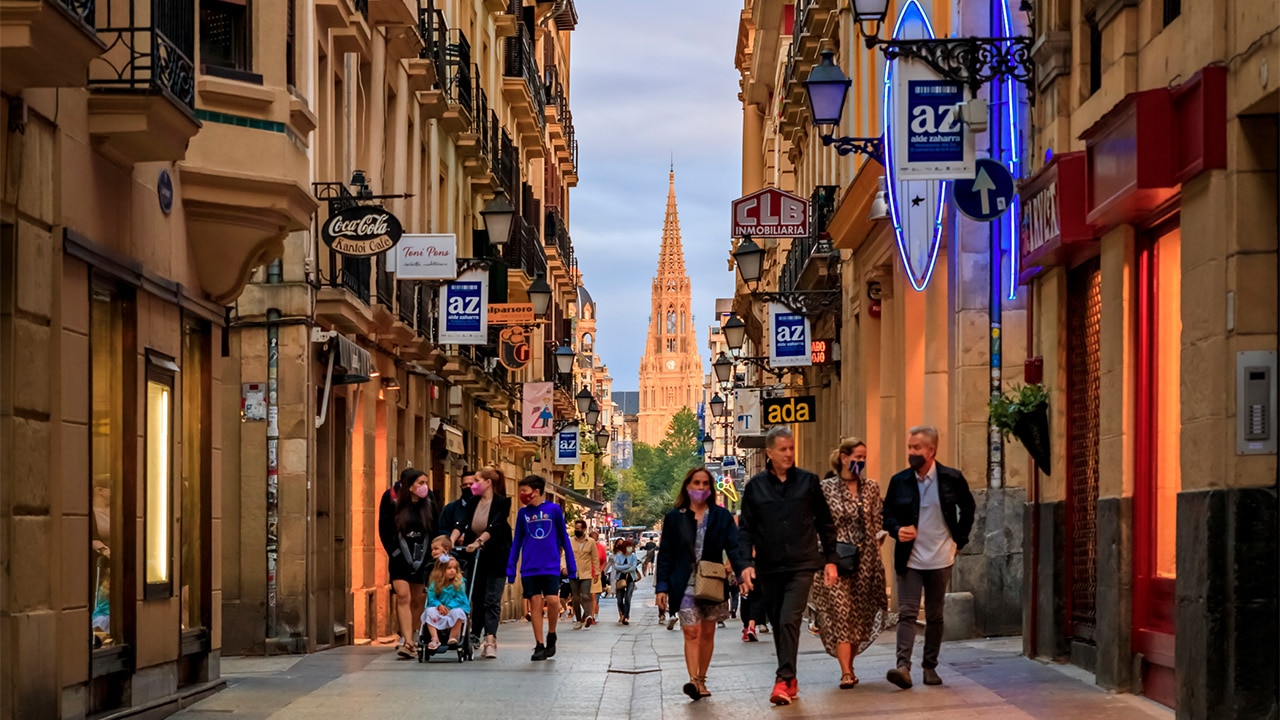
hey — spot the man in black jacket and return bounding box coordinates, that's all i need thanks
[739,426,838,706]
[440,468,477,544]
[882,426,976,689]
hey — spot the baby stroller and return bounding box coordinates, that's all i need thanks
[417,546,479,663]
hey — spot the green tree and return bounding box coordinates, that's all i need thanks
[600,466,620,502]
[618,408,703,527]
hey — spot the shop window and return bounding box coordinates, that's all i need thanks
[145,352,178,599]
[201,0,253,76]
[1152,228,1182,579]
[90,285,130,650]
[181,323,209,631]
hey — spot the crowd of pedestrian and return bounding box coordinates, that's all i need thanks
[374,423,975,705]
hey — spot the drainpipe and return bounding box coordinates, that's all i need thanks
[266,259,283,644]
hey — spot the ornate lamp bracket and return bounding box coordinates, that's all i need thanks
[875,36,1035,94]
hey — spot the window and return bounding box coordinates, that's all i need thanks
[1163,0,1181,26]
[145,352,178,599]
[201,0,251,75]
[90,286,129,649]
[667,311,676,334]
[1087,14,1102,95]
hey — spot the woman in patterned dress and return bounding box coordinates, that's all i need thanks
[811,438,894,688]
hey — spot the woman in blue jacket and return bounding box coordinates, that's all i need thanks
[656,467,747,702]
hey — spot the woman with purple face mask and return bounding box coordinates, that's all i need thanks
[391,470,438,658]
[655,467,748,701]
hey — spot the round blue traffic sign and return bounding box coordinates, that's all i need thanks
[952,158,1015,222]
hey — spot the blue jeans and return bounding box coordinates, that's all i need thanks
[615,578,635,618]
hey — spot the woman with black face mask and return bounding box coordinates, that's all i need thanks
[810,438,894,688]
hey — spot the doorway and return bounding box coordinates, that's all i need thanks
[1065,257,1102,649]
[1134,218,1181,708]
[315,391,350,648]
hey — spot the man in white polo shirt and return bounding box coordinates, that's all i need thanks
[882,426,976,689]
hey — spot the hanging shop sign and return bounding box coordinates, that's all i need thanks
[489,303,535,325]
[438,269,488,345]
[884,0,953,292]
[321,205,404,257]
[1018,152,1094,283]
[395,234,457,280]
[555,424,581,466]
[734,388,762,437]
[731,187,809,238]
[810,339,835,365]
[768,302,812,368]
[522,381,554,437]
[574,455,595,491]
[499,326,533,371]
[762,395,816,424]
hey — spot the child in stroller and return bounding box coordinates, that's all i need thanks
[421,554,470,653]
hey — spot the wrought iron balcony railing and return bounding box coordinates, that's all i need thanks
[496,129,517,198]
[501,215,547,281]
[329,252,371,303]
[376,254,395,308]
[419,0,446,70]
[544,64,569,121]
[778,185,840,295]
[503,26,546,124]
[544,209,574,272]
[61,0,96,31]
[417,279,433,340]
[90,0,196,111]
[397,280,417,327]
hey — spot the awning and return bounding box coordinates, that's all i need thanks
[550,482,604,511]
[324,334,373,385]
[431,419,466,456]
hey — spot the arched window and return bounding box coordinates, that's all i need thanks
[667,311,676,334]
[581,332,593,351]
[680,310,686,330]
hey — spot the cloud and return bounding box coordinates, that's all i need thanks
[569,0,743,390]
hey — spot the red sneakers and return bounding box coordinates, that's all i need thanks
[788,679,799,698]
[769,680,792,706]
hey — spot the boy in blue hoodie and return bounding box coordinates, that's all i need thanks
[507,475,576,661]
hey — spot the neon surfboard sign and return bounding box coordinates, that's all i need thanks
[883,0,948,292]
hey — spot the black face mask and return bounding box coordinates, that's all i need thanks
[908,454,927,471]
[574,530,585,538]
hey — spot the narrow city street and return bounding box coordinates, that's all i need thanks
[175,584,1171,720]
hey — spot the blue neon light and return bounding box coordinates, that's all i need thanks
[882,0,945,293]
[998,0,1023,300]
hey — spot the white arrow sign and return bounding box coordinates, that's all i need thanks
[972,166,996,216]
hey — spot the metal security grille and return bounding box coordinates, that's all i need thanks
[1067,257,1102,636]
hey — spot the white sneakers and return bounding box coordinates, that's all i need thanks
[481,636,498,659]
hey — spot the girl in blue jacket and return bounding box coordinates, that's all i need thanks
[422,555,471,650]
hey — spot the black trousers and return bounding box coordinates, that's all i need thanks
[469,568,505,638]
[761,571,816,682]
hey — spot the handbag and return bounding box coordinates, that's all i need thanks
[834,541,860,577]
[694,560,727,603]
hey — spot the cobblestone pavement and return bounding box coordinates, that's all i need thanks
[177,583,1172,720]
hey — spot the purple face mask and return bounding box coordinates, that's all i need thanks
[470,481,487,496]
[687,488,712,504]
[413,484,430,499]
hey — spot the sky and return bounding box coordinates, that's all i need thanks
[569,1,744,391]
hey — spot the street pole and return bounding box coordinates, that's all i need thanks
[265,260,282,642]
[987,1,1005,491]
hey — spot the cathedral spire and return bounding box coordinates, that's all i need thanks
[658,169,686,276]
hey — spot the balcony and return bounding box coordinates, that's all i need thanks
[543,64,568,144]
[317,249,377,336]
[368,0,415,26]
[501,214,547,293]
[778,185,840,295]
[495,128,517,199]
[87,0,200,165]
[0,0,105,94]
[543,208,575,288]
[792,0,837,61]
[439,29,473,133]
[502,26,545,153]
[562,136,578,187]
[460,82,501,192]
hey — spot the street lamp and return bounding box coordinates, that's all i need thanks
[722,314,747,354]
[709,393,726,419]
[804,50,884,161]
[712,353,734,386]
[702,435,715,457]
[595,426,610,448]
[851,0,891,41]
[554,342,575,375]
[575,386,593,414]
[585,399,600,427]
[732,237,765,288]
[528,273,552,317]
[480,192,515,246]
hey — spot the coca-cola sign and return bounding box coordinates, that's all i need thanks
[321,205,404,257]
[395,234,457,280]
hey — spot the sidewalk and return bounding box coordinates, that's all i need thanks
[176,582,1173,720]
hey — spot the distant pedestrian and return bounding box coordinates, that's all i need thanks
[389,469,439,659]
[421,554,470,651]
[457,466,512,659]
[811,438,894,689]
[655,467,746,701]
[590,529,606,617]
[506,475,575,661]
[738,426,839,706]
[570,520,600,628]
[883,426,975,689]
[612,540,639,624]
[641,539,658,577]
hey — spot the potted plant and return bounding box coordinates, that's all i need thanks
[989,383,1051,475]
